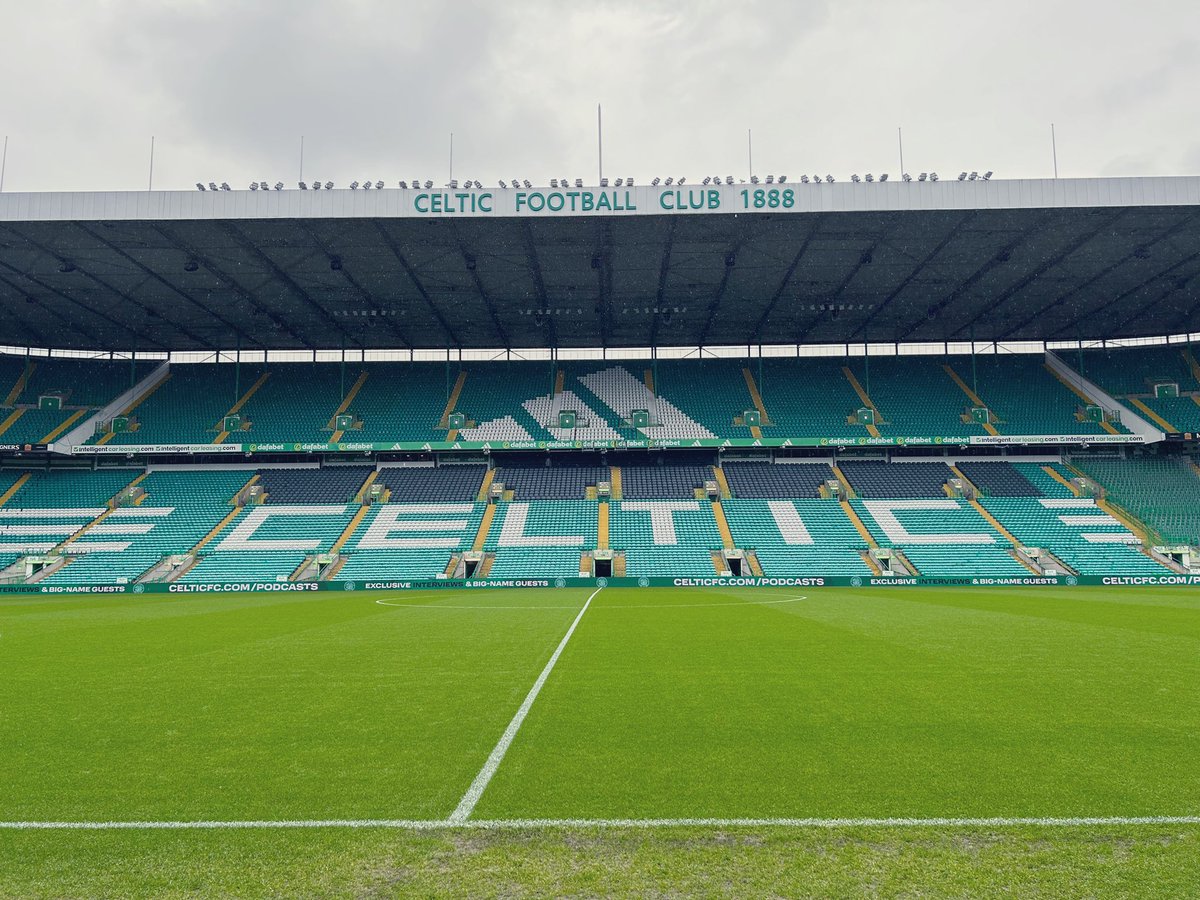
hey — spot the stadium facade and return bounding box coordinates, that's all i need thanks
[1,175,1199,591]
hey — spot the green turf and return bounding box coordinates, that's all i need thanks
[0,588,588,821]
[1,584,1198,895]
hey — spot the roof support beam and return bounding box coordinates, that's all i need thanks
[74,222,255,350]
[648,218,677,348]
[370,220,459,347]
[217,222,356,350]
[447,221,508,347]
[1103,251,1200,336]
[521,221,556,348]
[0,254,163,350]
[847,212,974,341]
[750,215,823,343]
[794,232,886,344]
[297,222,411,348]
[1002,213,1200,340]
[3,225,212,348]
[697,238,746,347]
[948,209,1126,341]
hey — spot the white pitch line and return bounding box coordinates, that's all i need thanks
[447,584,604,824]
[0,815,1196,831]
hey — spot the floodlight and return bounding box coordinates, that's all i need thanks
[550,179,558,187]
[522,179,531,188]
[449,179,459,188]
[220,183,230,191]
[274,182,284,191]
[615,178,624,186]
[725,175,734,184]
[968,171,978,181]
[902,173,912,182]
[651,177,660,185]
[208,182,218,191]
[825,175,834,182]
[678,177,686,185]
[498,180,507,188]
[375,181,384,189]
[879,173,888,182]
[350,181,359,189]
[929,173,938,181]
[851,174,861,183]
[260,182,270,190]
[600,177,609,186]
[249,182,259,190]
[800,175,809,183]
[750,175,760,184]
[702,177,711,185]
[864,174,873,182]
[299,182,308,189]
[958,172,967,181]
[325,181,334,189]
[196,183,206,191]
[778,176,786,183]
[575,178,583,187]
[983,171,993,180]
[765,175,774,184]
[626,177,633,185]
[424,180,433,188]
[918,173,927,181]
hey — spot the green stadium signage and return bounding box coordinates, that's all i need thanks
[72,432,1145,455]
[2,574,1197,595]
[404,185,802,218]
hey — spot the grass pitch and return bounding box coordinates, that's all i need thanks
[1,584,1198,896]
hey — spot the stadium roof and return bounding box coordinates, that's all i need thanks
[1,176,1199,352]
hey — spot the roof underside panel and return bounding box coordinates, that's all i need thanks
[1,206,1199,351]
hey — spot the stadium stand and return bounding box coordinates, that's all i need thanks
[852,497,1024,577]
[1073,457,1200,545]
[0,354,156,445]
[955,461,1044,497]
[94,364,266,446]
[971,355,1128,435]
[610,500,723,576]
[650,359,759,438]
[838,461,950,498]
[755,359,870,438]
[723,499,872,576]
[865,357,988,439]
[1011,462,1079,498]
[486,501,598,550]
[10,468,139,507]
[722,461,833,499]
[982,497,1169,576]
[338,364,446,442]
[41,470,250,585]
[178,551,309,584]
[620,463,712,499]
[495,465,606,500]
[256,467,372,504]
[374,465,486,502]
[1075,345,1200,434]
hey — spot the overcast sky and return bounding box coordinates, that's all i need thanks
[2,0,1198,193]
